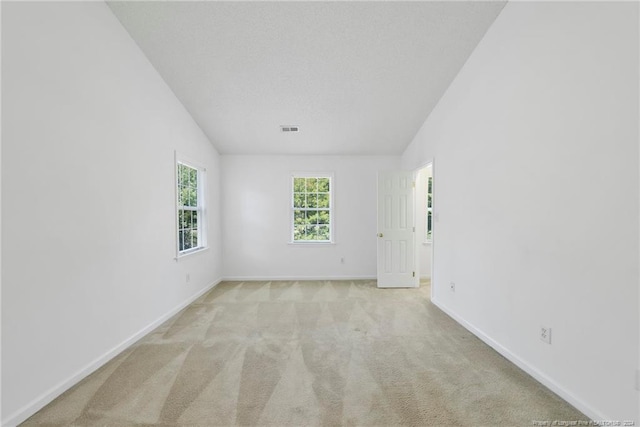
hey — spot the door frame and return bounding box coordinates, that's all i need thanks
[413,159,435,299]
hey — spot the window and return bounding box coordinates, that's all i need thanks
[176,161,206,256]
[426,175,433,241]
[291,174,333,242]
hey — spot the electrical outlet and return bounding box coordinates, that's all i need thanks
[450,282,455,292]
[540,326,551,344]
[186,273,191,284]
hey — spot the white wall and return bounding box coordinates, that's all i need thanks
[221,155,399,279]
[414,165,432,279]
[1,2,4,423]
[401,1,638,421]
[1,3,222,425]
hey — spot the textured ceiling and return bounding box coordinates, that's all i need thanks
[108,1,505,155]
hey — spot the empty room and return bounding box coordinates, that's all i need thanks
[2,1,639,426]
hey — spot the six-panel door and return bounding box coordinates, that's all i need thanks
[377,171,416,288]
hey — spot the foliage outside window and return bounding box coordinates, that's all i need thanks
[426,176,433,241]
[292,176,332,242]
[177,162,204,254]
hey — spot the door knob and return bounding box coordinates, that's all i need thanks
[377,233,383,238]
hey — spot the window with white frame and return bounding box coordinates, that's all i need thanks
[426,175,433,241]
[176,161,206,255]
[291,174,333,242]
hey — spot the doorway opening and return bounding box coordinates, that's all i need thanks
[414,163,433,288]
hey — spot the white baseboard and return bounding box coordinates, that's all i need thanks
[430,296,607,422]
[2,279,222,427]
[222,275,377,281]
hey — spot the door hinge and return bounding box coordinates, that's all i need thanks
[413,226,415,232]
[412,271,415,277]
[412,181,416,188]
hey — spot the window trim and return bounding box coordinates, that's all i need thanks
[175,153,208,259]
[289,172,335,244]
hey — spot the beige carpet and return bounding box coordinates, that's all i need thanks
[22,280,587,426]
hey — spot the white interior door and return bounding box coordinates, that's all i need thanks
[377,171,416,288]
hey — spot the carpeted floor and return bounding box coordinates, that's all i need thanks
[22,280,587,426]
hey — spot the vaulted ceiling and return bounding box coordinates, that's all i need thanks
[107,1,506,155]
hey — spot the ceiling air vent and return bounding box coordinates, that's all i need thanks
[280,125,299,133]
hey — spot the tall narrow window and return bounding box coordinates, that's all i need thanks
[426,176,433,241]
[292,175,333,242]
[177,161,205,255]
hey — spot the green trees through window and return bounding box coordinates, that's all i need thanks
[292,176,331,242]
[177,162,202,253]
[427,176,433,241]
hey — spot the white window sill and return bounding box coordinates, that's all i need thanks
[422,241,432,246]
[288,241,336,246]
[175,246,209,260]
